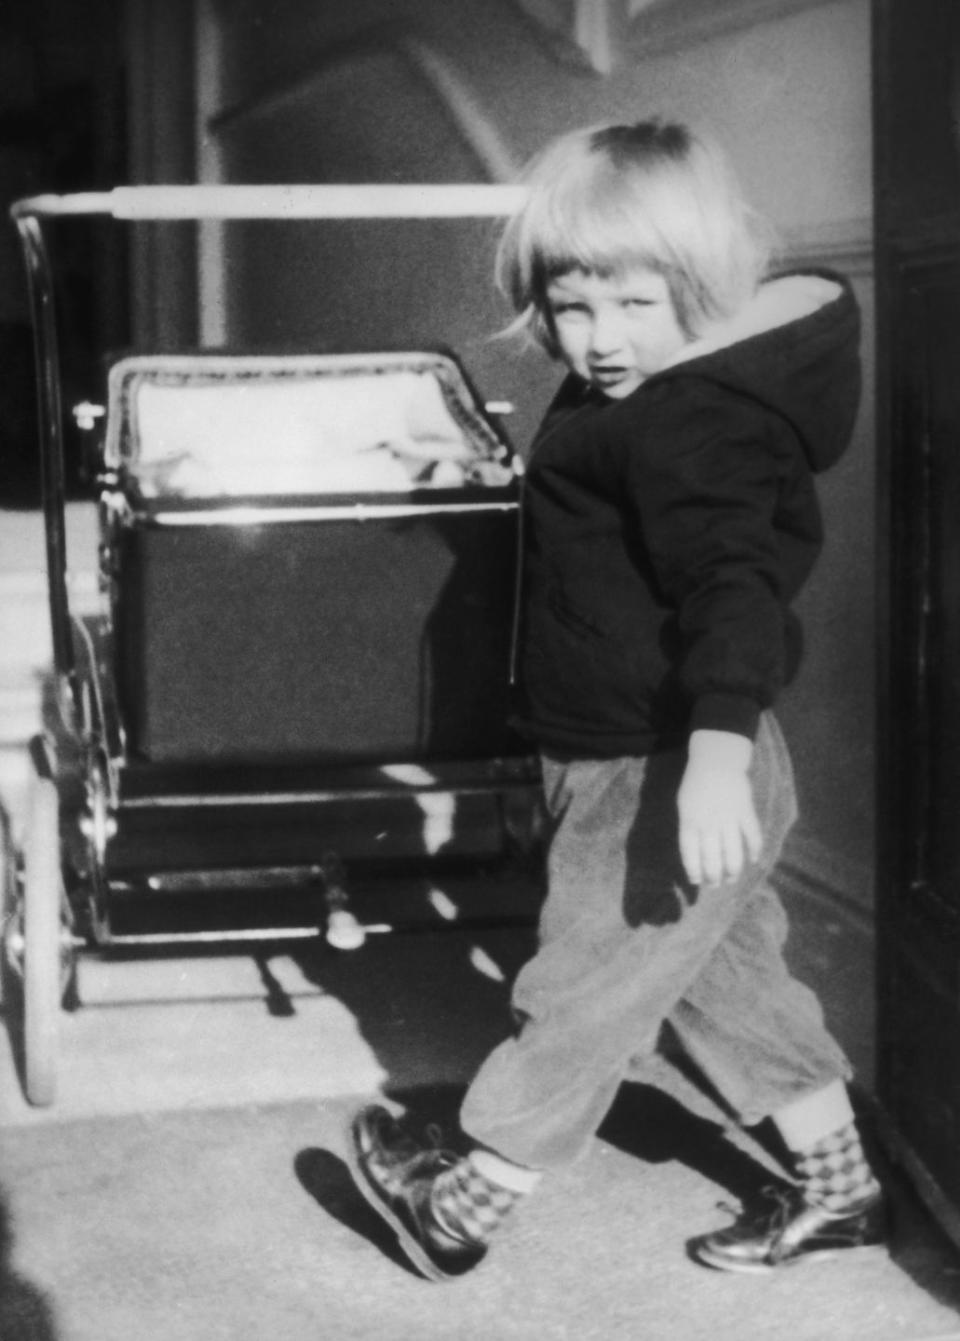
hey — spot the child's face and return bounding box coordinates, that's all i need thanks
[545,266,689,399]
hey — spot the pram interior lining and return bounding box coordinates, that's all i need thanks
[105,351,515,499]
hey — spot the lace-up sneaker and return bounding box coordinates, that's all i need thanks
[346,1105,487,1282]
[689,1185,889,1273]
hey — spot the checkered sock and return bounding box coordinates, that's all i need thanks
[794,1120,881,1213]
[429,1154,527,1245]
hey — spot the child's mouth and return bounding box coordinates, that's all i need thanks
[589,365,636,392]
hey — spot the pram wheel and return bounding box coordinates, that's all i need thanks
[0,809,15,1010]
[13,770,72,1107]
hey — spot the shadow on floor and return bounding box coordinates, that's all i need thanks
[294,1146,422,1280]
[285,863,540,1088]
[0,1193,60,1341]
[288,899,960,1324]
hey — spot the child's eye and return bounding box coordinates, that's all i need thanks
[550,301,589,319]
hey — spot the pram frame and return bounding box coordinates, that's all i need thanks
[6,185,540,1106]
[11,185,527,721]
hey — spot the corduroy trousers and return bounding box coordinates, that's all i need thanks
[460,713,852,1169]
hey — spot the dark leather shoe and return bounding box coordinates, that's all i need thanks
[346,1105,486,1282]
[689,1185,889,1273]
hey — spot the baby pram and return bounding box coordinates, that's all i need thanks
[3,185,540,1106]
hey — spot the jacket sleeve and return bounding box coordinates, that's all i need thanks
[625,387,787,741]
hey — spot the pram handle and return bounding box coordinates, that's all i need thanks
[11,183,527,222]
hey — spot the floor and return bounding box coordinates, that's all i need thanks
[2,857,960,1341]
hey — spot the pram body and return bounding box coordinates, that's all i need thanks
[3,186,540,1106]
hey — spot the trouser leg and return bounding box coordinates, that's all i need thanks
[664,714,852,1125]
[460,714,812,1170]
[666,885,852,1129]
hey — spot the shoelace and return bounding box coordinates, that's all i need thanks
[714,1183,798,1227]
[424,1122,447,1149]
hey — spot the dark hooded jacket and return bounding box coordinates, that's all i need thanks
[515,270,861,758]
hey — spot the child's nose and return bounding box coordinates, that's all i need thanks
[588,307,626,355]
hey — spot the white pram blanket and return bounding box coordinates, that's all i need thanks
[105,352,515,497]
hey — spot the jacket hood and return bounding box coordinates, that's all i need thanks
[660,271,861,472]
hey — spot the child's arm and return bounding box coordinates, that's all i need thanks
[677,728,763,887]
[624,393,791,884]
[627,393,787,749]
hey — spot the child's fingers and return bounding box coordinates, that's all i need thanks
[700,832,725,886]
[679,824,703,887]
[683,818,762,887]
[678,801,762,888]
[720,825,746,882]
[680,824,739,886]
[719,813,763,882]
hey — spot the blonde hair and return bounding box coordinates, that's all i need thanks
[497,119,776,352]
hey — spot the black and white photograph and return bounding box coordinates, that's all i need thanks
[1,1,960,1338]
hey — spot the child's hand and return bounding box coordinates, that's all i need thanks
[677,729,763,887]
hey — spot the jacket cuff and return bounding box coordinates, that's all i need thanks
[689,692,762,741]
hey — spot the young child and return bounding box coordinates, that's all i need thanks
[346,119,885,1281]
